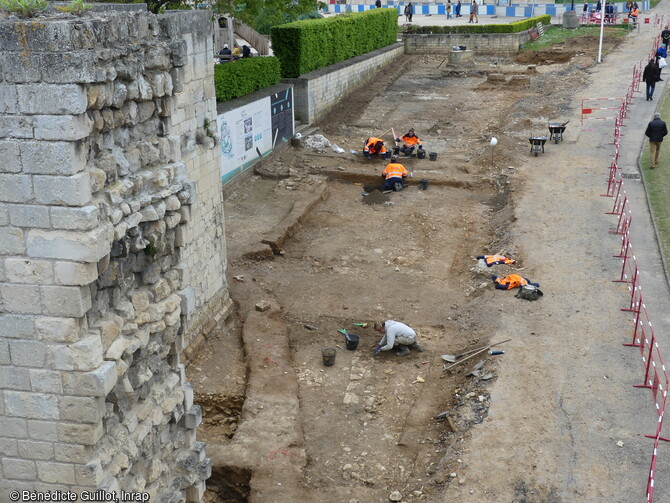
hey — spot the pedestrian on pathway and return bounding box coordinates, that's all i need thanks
[470,0,479,23]
[645,112,668,169]
[662,27,670,48]
[373,320,423,357]
[456,0,462,17]
[375,0,381,7]
[643,59,661,101]
[404,2,413,22]
[447,0,452,19]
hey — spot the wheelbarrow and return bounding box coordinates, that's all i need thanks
[529,136,547,156]
[548,120,569,144]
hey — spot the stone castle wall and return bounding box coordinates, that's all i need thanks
[0,9,228,501]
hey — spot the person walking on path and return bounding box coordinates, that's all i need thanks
[404,2,413,22]
[447,0,452,19]
[643,58,661,101]
[470,0,479,23]
[375,0,381,7]
[455,0,462,17]
[645,112,668,169]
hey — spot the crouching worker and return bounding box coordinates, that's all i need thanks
[381,157,409,193]
[364,137,389,160]
[396,128,423,156]
[373,320,423,357]
[491,274,539,290]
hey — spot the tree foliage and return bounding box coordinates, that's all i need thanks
[214,0,319,34]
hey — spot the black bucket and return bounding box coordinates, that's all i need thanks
[321,348,337,366]
[417,149,426,159]
[345,333,360,350]
[429,152,438,161]
[392,146,400,156]
[419,179,429,190]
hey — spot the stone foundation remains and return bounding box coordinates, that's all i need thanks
[0,8,228,501]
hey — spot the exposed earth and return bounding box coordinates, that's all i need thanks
[187,26,667,503]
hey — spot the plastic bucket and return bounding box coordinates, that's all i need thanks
[417,149,426,159]
[321,348,337,366]
[345,334,360,350]
[419,179,429,190]
[429,152,438,161]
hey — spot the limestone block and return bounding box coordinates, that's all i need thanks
[1,458,37,480]
[0,84,18,114]
[33,114,93,141]
[5,258,53,284]
[94,315,123,351]
[36,460,76,484]
[33,172,92,206]
[48,333,103,372]
[59,396,104,423]
[0,227,26,255]
[1,417,28,438]
[40,52,102,84]
[112,83,128,109]
[9,339,46,367]
[0,339,9,364]
[197,458,212,481]
[21,141,87,175]
[29,369,63,394]
[140,205,159,222]
[165,307,180,327]
[184,404,202,429]
[138,76,154,101]
[54,261,99,286]
[105,335,136,361]
[17,84,87,115]
[61,361,117,397]
[0,437,18,457]
[27,224,113,262]
[8,205,51,228]
[75,458,104,486]
[165,212,181,229]
[35,316,80,343]
[131,289,152,314]
[0,115,34,139]
[186,480,206,502]
[0,283,41,314]
[5,391,59,419]
[0,366,31,390]
[50,206,98,231]
[26,419,57,441]
[0,174,33,203]
[41,285,92,318]
[0,139,21,173]
[54,443,86,463]
[58,421,104,445]
[17,440,55,460]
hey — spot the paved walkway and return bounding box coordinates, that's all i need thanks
[443,6,670,503]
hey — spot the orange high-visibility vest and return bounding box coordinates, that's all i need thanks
[495,274,528,289]
[401,133,422,147]
[483,254,515,266]
[382,162,408,180]
[365,137,387,155]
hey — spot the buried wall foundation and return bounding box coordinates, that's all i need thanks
[0,7,229,501]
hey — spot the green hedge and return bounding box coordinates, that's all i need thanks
[213,57,282,102]
[410,15,551,34]
[270,8,398,78]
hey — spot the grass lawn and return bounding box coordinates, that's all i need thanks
[641,91,670,265]
[522,24,630,51]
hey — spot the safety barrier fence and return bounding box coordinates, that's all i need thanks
[599,51,670,502]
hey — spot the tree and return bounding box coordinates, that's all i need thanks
[214,0,319,34]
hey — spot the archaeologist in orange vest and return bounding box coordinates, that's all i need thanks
[477,254,516,267]
[364,137,389,160]
[381,156,409,193]
[373,320,423,357]
[491,274,539,290]
[395,128,423,156]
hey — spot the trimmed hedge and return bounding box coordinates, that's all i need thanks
[270,8,398,78]
[213,57,281,102]
[410,15,552,34]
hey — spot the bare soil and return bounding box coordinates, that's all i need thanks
[188,33,641,503]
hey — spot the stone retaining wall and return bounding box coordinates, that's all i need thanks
[0,9,228,501]
[403,31,533,54]
[282,43,404,125]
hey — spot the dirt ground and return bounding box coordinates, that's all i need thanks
[186,31,653,503]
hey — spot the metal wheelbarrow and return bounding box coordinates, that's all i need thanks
[548,120,569,144]
[529,136,547,156]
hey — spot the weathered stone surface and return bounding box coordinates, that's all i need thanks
[17,84,88,115]
[27,224,112,262]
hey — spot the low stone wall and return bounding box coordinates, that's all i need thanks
[0,8,228,502]
[282,43,404,124]
[404,31,532,54]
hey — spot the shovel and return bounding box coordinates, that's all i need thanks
[441,338,511,363]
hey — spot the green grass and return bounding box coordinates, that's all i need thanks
[521,24,629,51]
[0,0,47,16]
[641,92,670,265]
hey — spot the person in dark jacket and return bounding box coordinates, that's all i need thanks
[643,59,662,101]
[375,0,382,7]
[662,28,670,48]
[645,112,668,169]
[242,45,251,58]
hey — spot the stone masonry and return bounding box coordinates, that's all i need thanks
[0,8,229,502]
